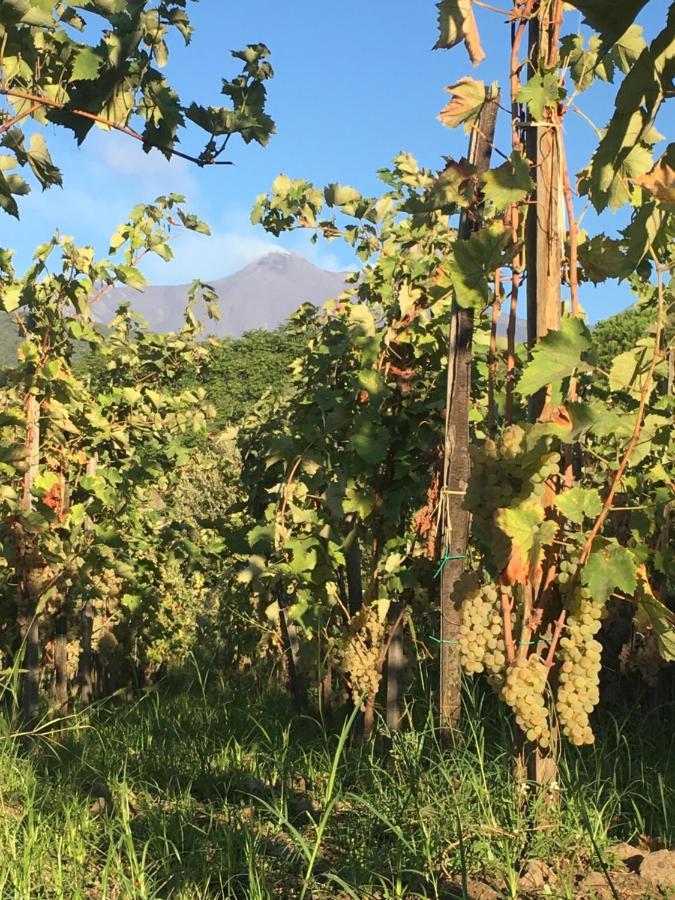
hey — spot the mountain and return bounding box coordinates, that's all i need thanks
[1,252,528,361]
[94,250,350,337]
[96,249,528,340]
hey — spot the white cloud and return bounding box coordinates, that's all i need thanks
[89,131,198,198]
[139,225,283,284]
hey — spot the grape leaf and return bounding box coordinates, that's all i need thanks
[438,78,487,132]
[555,487,603,524]
[634,144,675,204]
[447,221,510,308]
[586,9,673,212]
[577,234,631,283]
[1,284,21,312]
[517,317,592,396]
[516,70,564,120]
[481,152,534,211]
[608,341,654,397]
[635,568,675,662]
[496,502,557,584]
[71,46,103,81]
[582,541,637,603]
[350,417,389,465]
[434,0,485,66]
[566,0,649,49]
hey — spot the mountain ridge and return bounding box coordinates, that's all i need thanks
[96,250,527,341]
[95,250,351,337]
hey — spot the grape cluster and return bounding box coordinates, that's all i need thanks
[556,587,603,746]
[458,580,509,685]
[334,605,384,709]
[501,654,550,747]
[467,425,561,532]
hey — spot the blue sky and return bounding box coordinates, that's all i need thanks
[5,0,669,322]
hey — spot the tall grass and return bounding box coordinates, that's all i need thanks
[0,671,672,898]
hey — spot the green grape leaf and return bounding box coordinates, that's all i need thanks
[351,417,389,465]
[2,129,62,188]
[286,537,319,575]
[582,541,637,603]
[555,487,603,524]
[608,341,654,397]
[585,9,673,213]
[324,184,362,207]
[71,46,103,81]
[434,0,485,65]
[447,221,510,308]
[1,283,22,312]
[577,234,632,283]
[565,0,649,49]
[248,523,275,554]
[517,317,592,396]
[343,481,375,518]
[516,70,565,120]
[481,152,534,211]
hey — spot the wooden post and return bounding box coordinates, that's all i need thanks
[525,3,562,417]
[439,92,500,738]
[18,390,41,728]
[77,454,98,706]
[523,1,564,788]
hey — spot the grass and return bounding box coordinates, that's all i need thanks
[0,668,672,899]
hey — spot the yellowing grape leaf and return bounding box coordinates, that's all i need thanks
[634,144,675,204]
[438,78,487,132]
[496,502,557,584]
[434,0,485,65]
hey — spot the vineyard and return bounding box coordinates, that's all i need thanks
[0,1,673,898]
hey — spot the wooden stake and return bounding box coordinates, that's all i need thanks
[439,92,500,738]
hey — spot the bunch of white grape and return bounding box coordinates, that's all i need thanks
[555,587,603,746]
[458,579,509,684]
[334,605,384,709]
[467,425,561,531]
[502,654,550,747]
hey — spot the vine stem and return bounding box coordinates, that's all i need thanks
[504,0,536,424]
[500,586,516,663]
[0,101,45,133]
[559,130,580,316]
[545,257,667,669]
[487,269,501,437]
[0,87,233,167]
